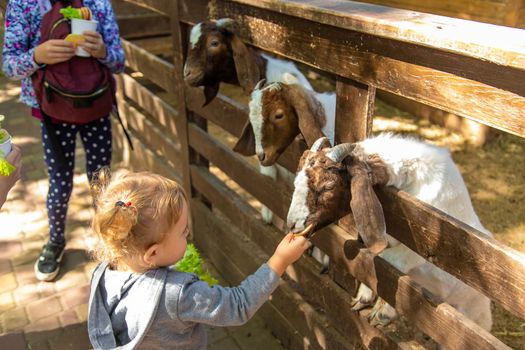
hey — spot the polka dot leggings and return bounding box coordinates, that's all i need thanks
[41,116,112,245]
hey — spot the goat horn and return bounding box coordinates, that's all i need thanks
[215,18,236,31]
[254,79,266,91]
[310,137,329,152]
[326,143,356,162]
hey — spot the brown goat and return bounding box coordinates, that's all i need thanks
[183,19,265,106]
[287,137,389,253]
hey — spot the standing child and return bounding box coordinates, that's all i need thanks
[87,170,311,349]
[2,0,125,281]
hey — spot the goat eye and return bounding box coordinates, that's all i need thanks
[274,113,284,120]
[210,40,220,48]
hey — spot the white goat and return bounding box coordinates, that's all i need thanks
[286,134,493,333]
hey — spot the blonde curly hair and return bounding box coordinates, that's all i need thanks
[90,169,187,270]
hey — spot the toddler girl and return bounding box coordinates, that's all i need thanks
[87,170,311,349]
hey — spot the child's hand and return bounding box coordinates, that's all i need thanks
[78,31,106,59]
[267,233,312,276]
[34,40,75,65]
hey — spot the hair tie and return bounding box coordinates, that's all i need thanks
[116,201,133,207]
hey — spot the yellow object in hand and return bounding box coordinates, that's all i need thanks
[64,34,85,47]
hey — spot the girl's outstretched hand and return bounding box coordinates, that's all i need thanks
[267,233,312,276]
[34,40,75,65]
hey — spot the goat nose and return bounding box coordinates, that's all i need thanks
[288,222,296,231]
[258,153,266,162]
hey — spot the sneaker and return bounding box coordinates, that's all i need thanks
[34,241,65,282]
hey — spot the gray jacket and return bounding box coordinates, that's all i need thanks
[87,262,280,349]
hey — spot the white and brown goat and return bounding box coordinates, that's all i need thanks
[287,134,493,333]
[183,19,313,106]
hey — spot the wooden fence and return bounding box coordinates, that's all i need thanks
[113,0,525,349]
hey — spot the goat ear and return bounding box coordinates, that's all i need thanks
[283,84,325,147]
[233,120,256,156]
[203,82,220,107]
[348,161,388,254]
[230,35,261,94]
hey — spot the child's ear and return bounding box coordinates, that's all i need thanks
[143,244,160,266]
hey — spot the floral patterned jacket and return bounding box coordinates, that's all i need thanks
[2,0,125,108]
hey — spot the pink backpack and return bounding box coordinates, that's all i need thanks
[31,0,115,124]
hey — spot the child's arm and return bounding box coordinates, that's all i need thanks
[95,1,125,74]
[2,1,41,80]
[176,234,311,327]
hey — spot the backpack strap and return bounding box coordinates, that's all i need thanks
[112,105,134,151]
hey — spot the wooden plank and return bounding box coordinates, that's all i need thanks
[335,77,376,145]
[213,0,525,71]
[191,165,412,349]
[116,74,180,136]
[121,0,169,16]
[188,123,291,218]
[121,39,177,94]
[376,187,525,320]
[179,0,208,25]
[356,0,509,25]
[191,200,390,350]
[342,240,511,350]
[117,14,170,39]
[185,87,248,137]
[209,2,525,137]
[112,119,182,180]
[130,35,174,55]
[118,101,182,166]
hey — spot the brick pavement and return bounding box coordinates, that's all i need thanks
[0,76,284,349]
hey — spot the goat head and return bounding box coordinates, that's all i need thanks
[183,19,263,106]
[287,138,389,254]
[234,80,325,166]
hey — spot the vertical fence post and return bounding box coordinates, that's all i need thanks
[335,77,376,144]
[169,1,210,239]
[332,76,376,294]
[169,1,192,197]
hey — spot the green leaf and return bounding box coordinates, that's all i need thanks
[174,243,218,286]
[0,158,15,176]
[59,6,83,19]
